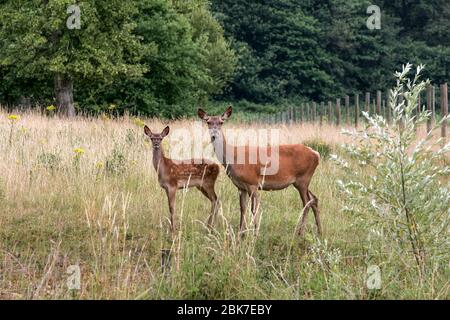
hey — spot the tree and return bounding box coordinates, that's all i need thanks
[0,0,148,116]
[213,0,335,103]
[212,0,450,106]
[75,0,236,118]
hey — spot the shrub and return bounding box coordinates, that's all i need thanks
[303,139,332,160]
[105,147,127,174]
[36,151,62,171]
[332,64,449,279]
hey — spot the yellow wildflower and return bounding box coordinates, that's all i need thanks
[46,105,57,111]
[8,114,20,121]
[133,117,145,128]
[73,148,85,155]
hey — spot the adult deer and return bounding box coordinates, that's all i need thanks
[198,106,321,236]
[144,125,220,235]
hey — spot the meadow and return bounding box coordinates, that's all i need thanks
[0,109,448,300]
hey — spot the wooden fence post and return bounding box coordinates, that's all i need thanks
[320,102,324,126]
[365,92,370,115]
[427,84,432,133]
[387,90,392,124]
[355,94,359,128]
[345,95,350,126]
[336,98,341,126]
[289,107,293,125]
[300,103,304,124]
[441,83,448,139]
[328,101,332,125]
[382,100,386,119]
[377,90,382,115]
[418,93,421,115]
[416,94,421,126]
[293,106,297,123]
[312,102,317,123]
[306,103,310,122]
[432,85,436,126]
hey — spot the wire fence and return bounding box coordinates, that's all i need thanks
[247,83,449,139]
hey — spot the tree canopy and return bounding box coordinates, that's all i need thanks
[0,0,236,117]
[0,0,449,116]
[213,0,450,105]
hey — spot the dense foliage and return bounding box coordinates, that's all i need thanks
[213,0,450,105]
[333,64,449,280]
[0,0,236,117]
[1,0,449,116]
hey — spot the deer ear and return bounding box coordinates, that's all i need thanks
[198,108,209,120]
[144,125,152,137]
[161,126,170,138]
[222,106,232,120]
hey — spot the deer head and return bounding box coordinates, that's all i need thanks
[144,125,170,150]
[198,106,232,142]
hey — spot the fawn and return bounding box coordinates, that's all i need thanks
[144,125,220,235]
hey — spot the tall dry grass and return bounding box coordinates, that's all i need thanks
[0,109,447,299]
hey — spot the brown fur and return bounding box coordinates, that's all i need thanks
[198,106,321,236]
[144,125,220,235]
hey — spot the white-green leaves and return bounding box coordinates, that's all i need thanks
[332,64,450,275]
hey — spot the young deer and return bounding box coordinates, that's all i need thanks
[198,106,321,236]
[144,125,220,235]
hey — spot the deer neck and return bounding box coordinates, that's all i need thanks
[212,130,232,168]
[152,147,166,176]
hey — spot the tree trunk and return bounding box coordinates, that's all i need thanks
[54,73,76,117]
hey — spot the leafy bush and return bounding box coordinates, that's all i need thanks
[332,64,449,279]
[303,139,332,160]
[105,148,127,175]
[36,151,62,171]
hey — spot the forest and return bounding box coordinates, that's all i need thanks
[0,0,449,117]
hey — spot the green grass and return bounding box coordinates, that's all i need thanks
[0,112,447,299]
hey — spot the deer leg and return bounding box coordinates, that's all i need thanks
[198,185,220,229]
[207,186,220,229]
[239,190,249,236]
[165,187,177,236]
[250,190,261,232]
[294,183,312,236]
[308,190,322,236]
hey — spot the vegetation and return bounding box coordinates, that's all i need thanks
[333,64,449,284]
[0,0,448,301]
[0,0,236,117]
[1,1,450,117]
[213,0,450,107]
[0,106,447,299]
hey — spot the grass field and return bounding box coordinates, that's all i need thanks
[0,110,448,299]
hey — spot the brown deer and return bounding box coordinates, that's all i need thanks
[198,106,321,236]
[144,125,220,235]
